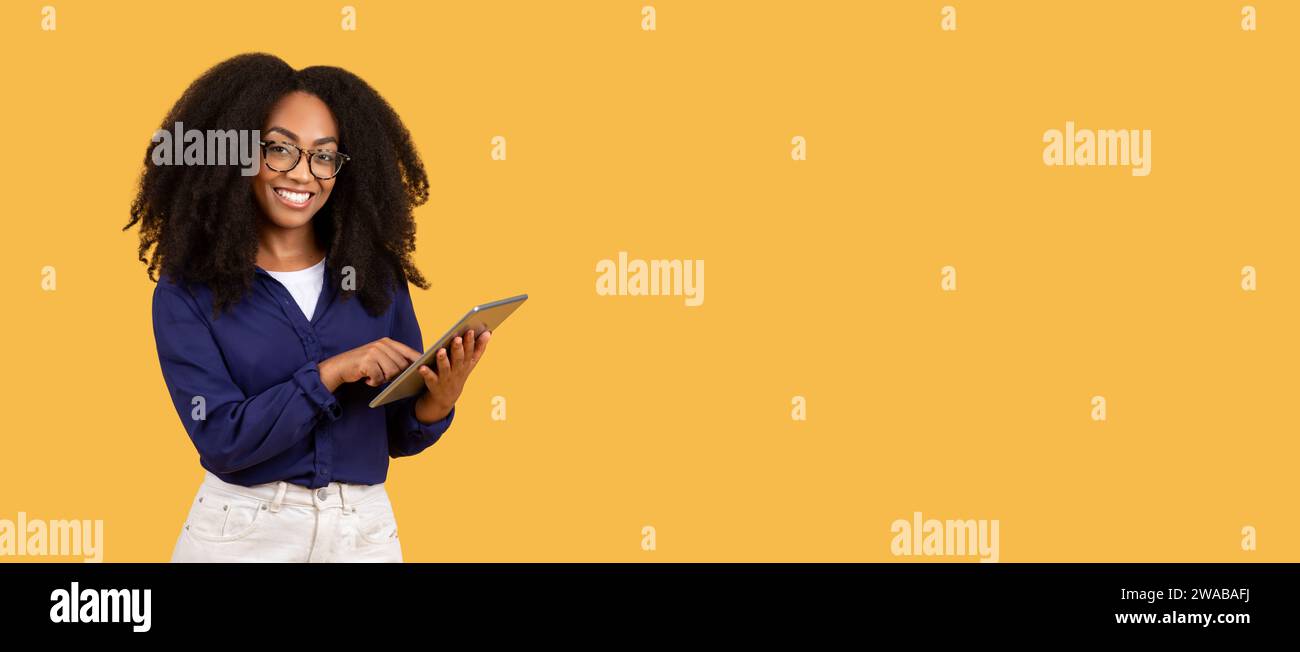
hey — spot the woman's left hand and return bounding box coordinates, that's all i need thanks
[413,328,491,423]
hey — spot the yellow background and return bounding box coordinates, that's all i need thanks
[0,1,1295,562]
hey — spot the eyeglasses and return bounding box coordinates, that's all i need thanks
[259,140,351,180]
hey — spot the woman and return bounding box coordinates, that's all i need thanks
[125,53,489,562]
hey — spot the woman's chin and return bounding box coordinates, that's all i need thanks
[256,205,316,230]
[274,215,314,229]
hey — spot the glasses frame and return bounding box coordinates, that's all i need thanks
[258,139,352,180]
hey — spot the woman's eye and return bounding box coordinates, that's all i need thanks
[314,152,336,162]
[270,145,292,155]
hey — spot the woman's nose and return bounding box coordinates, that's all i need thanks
[287,156,315,183]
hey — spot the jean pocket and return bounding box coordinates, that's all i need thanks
[185,489,266,543]
[355,501,399,545]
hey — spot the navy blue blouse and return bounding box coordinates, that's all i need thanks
[151,260,455,489]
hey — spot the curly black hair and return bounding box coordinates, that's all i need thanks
[125,52,430,317]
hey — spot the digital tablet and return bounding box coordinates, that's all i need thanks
[368,293,528,408]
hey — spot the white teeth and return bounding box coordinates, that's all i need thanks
[275,189,311,204]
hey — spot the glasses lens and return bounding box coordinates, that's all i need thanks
[264,142,300,171]
[310,151,342,179]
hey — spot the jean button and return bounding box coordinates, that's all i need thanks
[317,488,329,501]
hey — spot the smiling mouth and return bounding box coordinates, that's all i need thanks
[273,187,315,208]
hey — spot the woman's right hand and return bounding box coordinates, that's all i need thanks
[317,337,423,393]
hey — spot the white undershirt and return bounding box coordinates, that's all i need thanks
[265,257,326,321]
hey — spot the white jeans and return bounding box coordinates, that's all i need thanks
[170,471,403,562]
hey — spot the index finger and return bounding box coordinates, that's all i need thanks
[383,338,423,363]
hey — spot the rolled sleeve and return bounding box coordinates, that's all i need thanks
[389,401,455,458]
[292,361,343,422]
[412,401,454,438]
